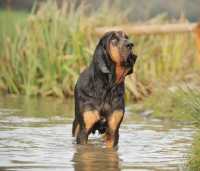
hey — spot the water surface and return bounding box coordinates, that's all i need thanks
[0,97,194,171]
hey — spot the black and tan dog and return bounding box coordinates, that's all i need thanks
[72,31,137,148]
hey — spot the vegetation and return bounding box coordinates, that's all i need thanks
[0,0,132,97]
[173,85,200,171]
[129,79,200,170]
[0,0,197,99]
[130,81,200,170]
[186,132,200,171]
[0,9,28,38]
[176,84,200,171]
[130,89,190,122]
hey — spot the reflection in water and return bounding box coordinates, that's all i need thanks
[0,96,195,170]
[72,146,121,171]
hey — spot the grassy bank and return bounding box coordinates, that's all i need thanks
[130,81,200,170]
[178,84,200,171]
[174,85,200,171]
[186,132,200,171]
[131,80,200,121]
[0,0,197,99]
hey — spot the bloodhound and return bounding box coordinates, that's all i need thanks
[72,31,137,148]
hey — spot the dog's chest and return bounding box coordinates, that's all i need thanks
[100,92,113,115]
[99,86,123,115]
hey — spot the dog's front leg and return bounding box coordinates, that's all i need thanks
[76,127,88,145]
[106,110,123,148]
[76,110,100,145]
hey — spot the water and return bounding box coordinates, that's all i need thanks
[0,96,194,171]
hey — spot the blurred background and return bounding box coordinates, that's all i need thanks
[0,0,199,22]
[0,0,199,98]
[0,0,199,99]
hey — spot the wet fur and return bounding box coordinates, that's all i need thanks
[72,31,137,148]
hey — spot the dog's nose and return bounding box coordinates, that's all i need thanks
[125,41,134,49]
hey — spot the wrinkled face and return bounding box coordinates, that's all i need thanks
[107,31,137,67]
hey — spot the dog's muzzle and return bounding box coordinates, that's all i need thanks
[126,52,137,67]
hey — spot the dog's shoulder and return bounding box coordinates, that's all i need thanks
[75,66,95,95]
[76,67,90,85]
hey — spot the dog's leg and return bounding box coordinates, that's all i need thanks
[72,118,79,137]
[76,111,100,145]
[101,132,107,138]
[106,110,123,148]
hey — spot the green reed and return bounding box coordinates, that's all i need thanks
[171,83,200,171]
[0,0,197,99]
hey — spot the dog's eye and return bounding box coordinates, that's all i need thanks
[111,36,117,42]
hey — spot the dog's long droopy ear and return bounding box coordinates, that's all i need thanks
[97,56,111,73]
[94,36,111,74]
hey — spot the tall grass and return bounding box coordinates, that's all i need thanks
[0,9,29,39]
[186,132,200,171]
[125,18,196,100]
[0,0,197,99]
[170,83,200,171]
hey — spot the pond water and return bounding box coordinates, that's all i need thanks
[0,96,194,171]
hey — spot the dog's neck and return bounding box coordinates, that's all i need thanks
[91,62,129,89]
[115,65,131,84]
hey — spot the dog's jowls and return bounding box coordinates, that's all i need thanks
[72,31,137,148]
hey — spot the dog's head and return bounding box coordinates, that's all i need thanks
[93,31,137,83]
